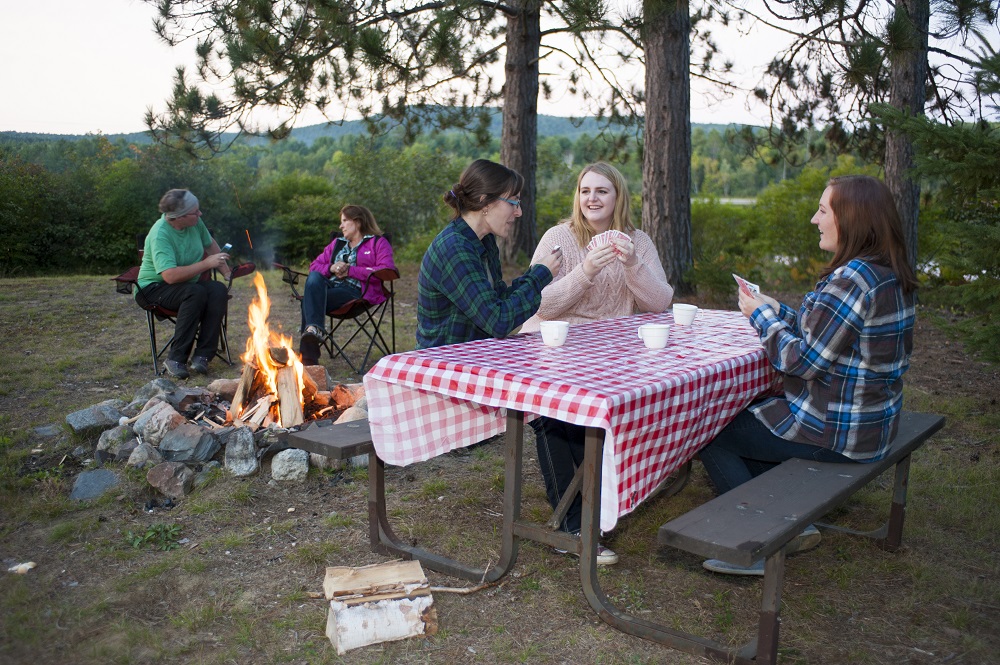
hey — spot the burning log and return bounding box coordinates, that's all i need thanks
[276,366,304,428]
[231,363,258,417]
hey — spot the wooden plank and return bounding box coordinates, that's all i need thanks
[276,365,304,427]
[324,560,427,599]
[286,418,373,460]
[658,412,945,566]
[230,363,257,417]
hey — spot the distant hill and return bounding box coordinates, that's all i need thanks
[1,114,747,148]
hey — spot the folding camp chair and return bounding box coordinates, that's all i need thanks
[273,262,399,374]
[112,233,255,375]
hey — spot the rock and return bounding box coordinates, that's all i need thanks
[195,461,222,488]
[159,423,220,463]
[120,399,147,419]
[352,395,367,412]
[65,399,128,438]
[115,439,140,462]
[96,425,136,456]
[344,382,366,401]
[271,448,309,482]
[33,424,63,439]
[207,378,240,403]
[146,461,195,498]
[303,365,329,392]
[69,469,120,501]
[349,453,369,468]
[335,406,367,424]
[309,452,344,471]
[70,446,88,459]
[224,427,259,477]
[331,385,356,410]
[133,378,178,403]
[132,401,185,447]
[161,387,215,413]
[126,442,163,469]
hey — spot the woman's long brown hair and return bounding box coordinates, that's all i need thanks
[823,175,918,294]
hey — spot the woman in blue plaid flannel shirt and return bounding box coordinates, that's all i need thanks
[698,175,919,576]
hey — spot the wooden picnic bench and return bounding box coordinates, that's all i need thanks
[657,410,946,665]
[283,418,375,460]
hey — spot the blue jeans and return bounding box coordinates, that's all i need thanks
[299,271,362,364]
[698,409,857,494]
[529,416,587,533]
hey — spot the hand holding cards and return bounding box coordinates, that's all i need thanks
[586,229,630,253]
[732,273,760,297]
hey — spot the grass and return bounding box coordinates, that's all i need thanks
[0,268,998,664]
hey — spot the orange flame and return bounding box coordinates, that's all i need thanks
[240,272,305,426]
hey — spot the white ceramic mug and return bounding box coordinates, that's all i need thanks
[673,303,699,326]
[539,320,570,347]
[637,323,670,349]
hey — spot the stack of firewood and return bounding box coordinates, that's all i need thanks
[230,348,357,430]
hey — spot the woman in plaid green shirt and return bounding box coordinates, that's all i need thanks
[698,175,919,576]
[417,159,563,349]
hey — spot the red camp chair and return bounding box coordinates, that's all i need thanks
[112,233,255,375]
[273,262,399,374]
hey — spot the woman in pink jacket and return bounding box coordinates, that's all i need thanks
[299,205,396,365]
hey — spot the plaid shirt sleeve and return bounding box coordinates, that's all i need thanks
[749,259,915,460]
[417,219,552,349]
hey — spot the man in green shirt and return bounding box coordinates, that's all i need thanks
[135,189,231,379]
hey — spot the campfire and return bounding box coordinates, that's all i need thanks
[230,273,336,430]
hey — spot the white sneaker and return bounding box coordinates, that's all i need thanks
[554,534,619,566]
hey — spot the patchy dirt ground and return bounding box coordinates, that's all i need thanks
[1,269,998,665]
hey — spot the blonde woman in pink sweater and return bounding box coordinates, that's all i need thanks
[522,162,674,565]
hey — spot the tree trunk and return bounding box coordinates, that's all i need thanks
[499,1,541,265]
[642,0,693,294]
[884,0,929,271]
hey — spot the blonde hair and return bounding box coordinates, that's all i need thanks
[566,162,635,248]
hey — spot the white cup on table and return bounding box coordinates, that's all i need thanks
[637,323,670,349]
[672,303,699,326]
[539,320,570,347]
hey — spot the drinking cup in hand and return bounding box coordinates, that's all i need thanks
[637,323,670,349]
[673,303,698,326]
[539,321,570,347]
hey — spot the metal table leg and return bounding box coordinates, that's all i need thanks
[367,410,523,583]
[576,425,765,665]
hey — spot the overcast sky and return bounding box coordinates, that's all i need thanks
[1,0,775,136]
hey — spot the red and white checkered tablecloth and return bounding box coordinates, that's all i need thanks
[364,309,780,531]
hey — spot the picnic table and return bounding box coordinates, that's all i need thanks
[361,309,779,652]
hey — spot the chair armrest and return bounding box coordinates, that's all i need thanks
[226,262,256,291]
[273,262,308,284]
[371,268,400,282]
[112,267,141,295]
[273,262,309,301]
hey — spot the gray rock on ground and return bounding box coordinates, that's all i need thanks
[223,427,259,477]
[65,399,128,438]
[132,401,185,447]
[146,462,195,498]
[69,469,121,501]
[133,378,178,404]
[96,425,137,457]
[126,442,163,469]
[271,448,309,481]
[158,423,220,463]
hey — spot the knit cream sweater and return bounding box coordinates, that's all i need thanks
[520,222,674,333]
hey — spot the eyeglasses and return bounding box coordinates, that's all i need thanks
[497,197,521,208]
